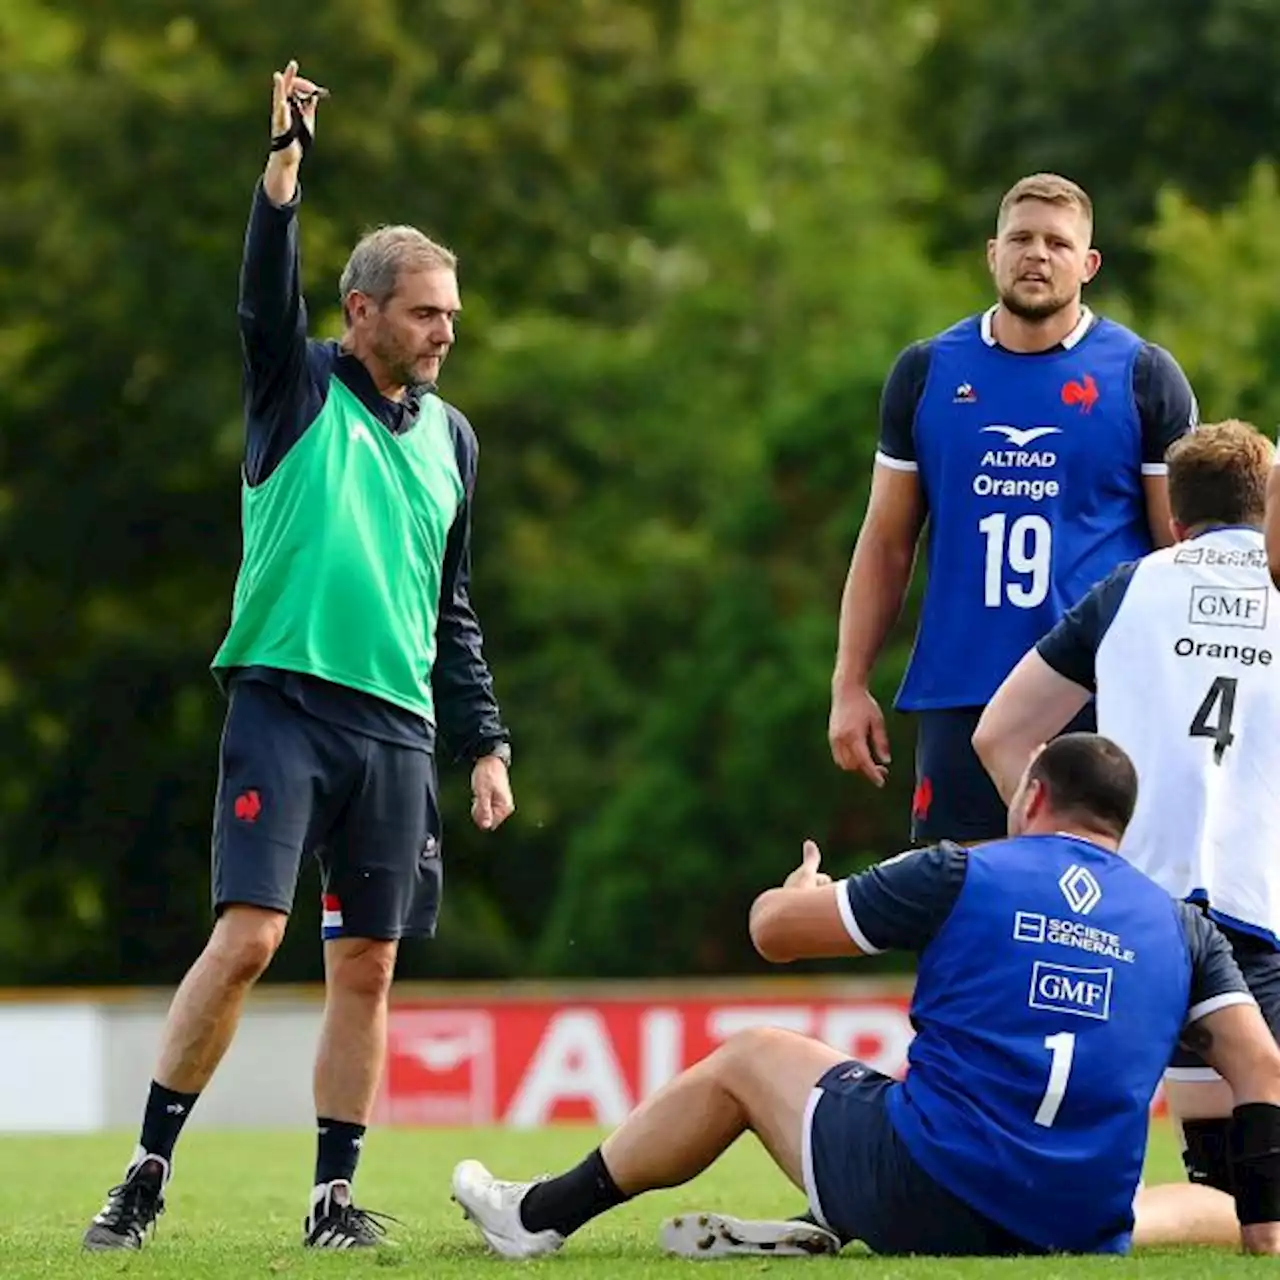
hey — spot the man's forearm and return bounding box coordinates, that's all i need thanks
[973,653,1092,802]
[237,159,308,388]
[833,528,916,691]
[264,153,300,208]
[975,734,1036,806]
[433,615,508,762]
[972,695,1045,805]
[241,62,310,338]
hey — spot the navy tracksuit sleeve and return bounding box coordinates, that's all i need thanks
[432,406,510,763]
[236,180,327,486]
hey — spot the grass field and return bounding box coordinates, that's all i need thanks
[0,1123,1274,1278]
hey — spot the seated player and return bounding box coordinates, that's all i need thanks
[973,420,1280,1237]
[451,735,1280,1259]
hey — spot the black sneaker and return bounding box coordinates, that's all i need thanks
[303,1179,397,1249]
[82,1154,168,1251]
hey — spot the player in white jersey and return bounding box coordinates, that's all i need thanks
[974,419,1280,1232]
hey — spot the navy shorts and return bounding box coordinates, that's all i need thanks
[804,1062,1041,1256]
[211,679,443,941]
[911,702,1097,844]
[1169,928,1280,1078]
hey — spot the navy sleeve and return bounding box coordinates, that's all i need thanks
[1035,561,1140,691]
[1178,904,1254,1025]
[1133,343,1198,468]
[876,341,932,466]
[840,842,968,954]
[431,404,510,764]
[236,179,327,486]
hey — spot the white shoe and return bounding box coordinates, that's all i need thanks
[659,1212,842,1259]
[451,1159,564,1260]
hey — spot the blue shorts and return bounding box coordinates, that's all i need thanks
[911,703,1096,844]
[210,678,443,941]
[803,1062,1042,1256]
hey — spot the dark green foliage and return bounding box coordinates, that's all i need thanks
[0,0,1268,983]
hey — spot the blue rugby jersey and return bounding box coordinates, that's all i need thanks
[877,308,1196,710]
[837,837,1252,1252]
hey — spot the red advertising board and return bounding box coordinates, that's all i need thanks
[377,994,914,1128]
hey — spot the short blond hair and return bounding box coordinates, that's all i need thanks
[996,173,1093,234]
[1167,419,1274,528]
[339,226,457,324]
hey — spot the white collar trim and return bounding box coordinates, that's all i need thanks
[981,304,1094,351]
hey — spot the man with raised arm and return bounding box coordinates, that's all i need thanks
[83,61,513,1252]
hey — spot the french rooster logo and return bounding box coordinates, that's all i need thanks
[1061,375,1099,413]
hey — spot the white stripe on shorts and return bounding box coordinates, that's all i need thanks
[801,1086,830,1230]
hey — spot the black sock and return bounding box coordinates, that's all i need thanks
[315,1117,367,1187]
[138,1081,200,1163]
[519,1148,628,1237]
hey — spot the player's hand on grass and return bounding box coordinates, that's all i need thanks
[269,60,327,167]
[829,684,890,787]
[471,755,515,832]
[783,840,832,890]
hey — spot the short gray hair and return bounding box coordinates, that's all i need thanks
[338,226,457,324]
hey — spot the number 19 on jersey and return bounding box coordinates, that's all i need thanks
[980,513,1052,609]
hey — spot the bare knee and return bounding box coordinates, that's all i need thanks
[327,938,398,1002]
[711,1027,796,1083]
[207,906,286,985]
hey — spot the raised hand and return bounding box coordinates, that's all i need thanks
[270,59,328,164]
[262,61,327,207]
[783,839,832,890]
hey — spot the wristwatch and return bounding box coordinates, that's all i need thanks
[473,740,512,768]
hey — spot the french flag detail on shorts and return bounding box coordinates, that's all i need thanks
[321,893,344,940]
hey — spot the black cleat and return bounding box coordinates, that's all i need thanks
[303,1179,398,1249]
[82,1155,168,1251]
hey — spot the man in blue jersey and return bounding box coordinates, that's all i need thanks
[830,173,1198,845]
[450,735,1280,1259]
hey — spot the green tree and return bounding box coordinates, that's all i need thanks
[0,0,701,983]
[910,0,1280,291]
[530,0,978,976]
[1142,164,1280,429]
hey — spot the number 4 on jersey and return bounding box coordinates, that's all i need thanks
[1189,676,1237,764]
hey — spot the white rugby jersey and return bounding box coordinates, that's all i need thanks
[1036,526,1280,944]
